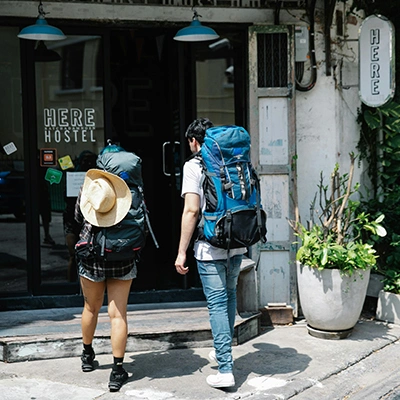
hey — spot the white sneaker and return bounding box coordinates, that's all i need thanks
[206,372,235,388]
[208,350,217,362]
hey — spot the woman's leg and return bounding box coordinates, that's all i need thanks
[80,276,105,371]
[106,278,132,391]
[106,278,132,358]
[80,277,106,347]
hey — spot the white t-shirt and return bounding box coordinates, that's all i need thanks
[181,157,246,261]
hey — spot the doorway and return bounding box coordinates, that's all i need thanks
[107,27,246,294]
[0,23,246,305]
[109,29,184,291]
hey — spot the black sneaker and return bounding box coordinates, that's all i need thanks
[43,236,55,245]
[108,368,128,392]
[81,350,95,372]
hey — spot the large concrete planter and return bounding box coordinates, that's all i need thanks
[297,262,371,339]
[376,290,400,324]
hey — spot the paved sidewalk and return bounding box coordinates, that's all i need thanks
[0,302,260,363]
[1,317,400,399]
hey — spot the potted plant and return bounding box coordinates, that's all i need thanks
[289,153,387,339]
[357,190,400,317]
[375,238,400,324]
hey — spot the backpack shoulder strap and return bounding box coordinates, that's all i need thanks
[185,150,201,162]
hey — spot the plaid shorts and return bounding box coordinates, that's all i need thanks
[78,262,137,282]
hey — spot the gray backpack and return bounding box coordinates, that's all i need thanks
[75,151,158,262]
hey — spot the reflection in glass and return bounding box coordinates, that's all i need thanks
[196,37,235,125]
[61,41,84,90]
[0,27,27,292]
[35,35,104,284]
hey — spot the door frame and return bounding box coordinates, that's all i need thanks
[248,25,298,315]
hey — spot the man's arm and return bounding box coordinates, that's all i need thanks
[175,192,200,275]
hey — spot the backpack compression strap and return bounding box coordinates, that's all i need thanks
[137,186,159,249]
[237,163,247,200]
[253,168,267,244]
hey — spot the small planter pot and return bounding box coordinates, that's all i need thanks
[297,262,371,339]
[367,273,385,298]
[376,290,400,324]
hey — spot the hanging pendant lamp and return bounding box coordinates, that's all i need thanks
[18,1,66,41]
[174,9,219,42]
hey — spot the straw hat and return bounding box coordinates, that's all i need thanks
[80,169,131,227]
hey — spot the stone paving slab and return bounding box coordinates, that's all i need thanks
[0,301,261,362]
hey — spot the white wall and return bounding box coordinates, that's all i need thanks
[295,1,366,225]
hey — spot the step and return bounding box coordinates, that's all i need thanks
[0,302,261,363]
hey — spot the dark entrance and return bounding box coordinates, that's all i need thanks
[0,24,246,309]
[109,29,187,292]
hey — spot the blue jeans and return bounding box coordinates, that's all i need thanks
[197,254,242,373]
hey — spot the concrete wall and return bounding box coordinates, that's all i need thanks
[296,1,366,225]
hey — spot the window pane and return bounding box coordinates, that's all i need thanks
[196,37,235,125]
[257,32,288,88]
[61,41,84,90]
[0,27,27,293]
[35,35,105,284]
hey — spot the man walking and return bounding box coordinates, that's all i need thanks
[175,118,246,388]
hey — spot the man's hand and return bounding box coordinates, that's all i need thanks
[175,254,189,275]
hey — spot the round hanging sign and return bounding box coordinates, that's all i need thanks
[359,15,395,107]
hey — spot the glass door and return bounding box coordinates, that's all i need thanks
[34,35,105,286]
[109,29,185,291]
[0,24,247,302]
[0,27,27,294]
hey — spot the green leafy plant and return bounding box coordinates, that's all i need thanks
[382,269,400,295]
[357,101,400,193]
[357,100,400,292]
[289,153,386,276]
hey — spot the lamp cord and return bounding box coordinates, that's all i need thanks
[192,7,201,20]
[38,1,46,18]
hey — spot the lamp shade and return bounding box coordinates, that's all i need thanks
[18,16,66,41]
[174,19,219,42]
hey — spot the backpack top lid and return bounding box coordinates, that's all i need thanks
[96,151,143,188]
[203,125,251,163]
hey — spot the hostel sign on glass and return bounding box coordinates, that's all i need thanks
[44,108,97,143]
[359,15,395,108]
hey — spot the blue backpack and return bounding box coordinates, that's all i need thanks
[197,125,267,250]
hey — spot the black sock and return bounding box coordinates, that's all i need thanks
[83,343,94,355]
[113,356,124,372]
